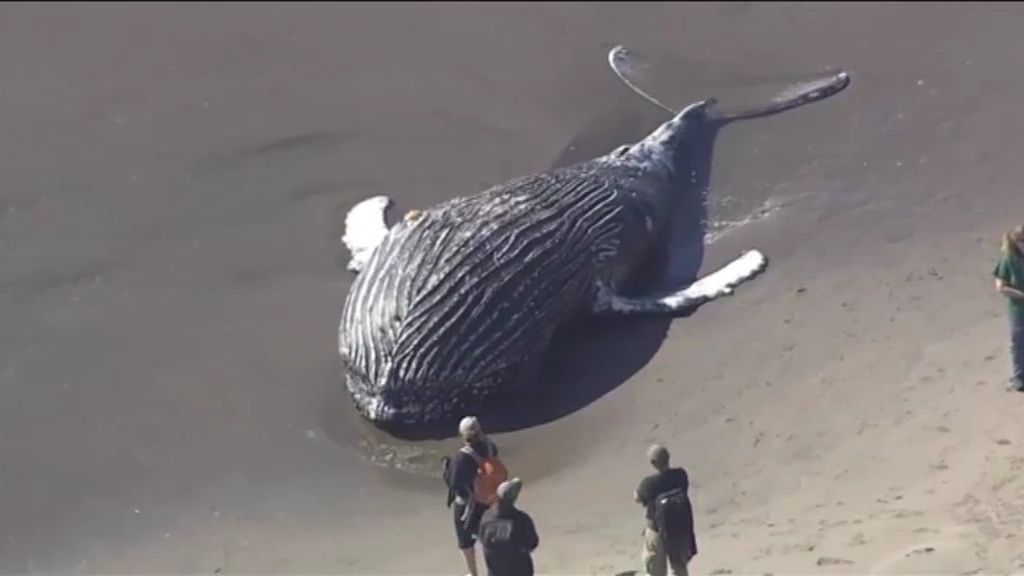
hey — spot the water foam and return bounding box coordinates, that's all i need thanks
[704,198,782,244]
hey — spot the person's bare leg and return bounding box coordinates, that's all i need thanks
[461,546,479,576]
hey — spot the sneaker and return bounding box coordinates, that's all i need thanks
[1007,378,1024,392]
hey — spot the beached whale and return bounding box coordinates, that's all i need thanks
[338,45,850,426]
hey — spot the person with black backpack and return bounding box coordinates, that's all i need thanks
[634,444,697,576]
[478,478,540,576]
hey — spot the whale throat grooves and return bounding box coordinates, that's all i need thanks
[339,169,626,419]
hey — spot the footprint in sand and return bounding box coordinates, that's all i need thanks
[870,540,974,574]
[817,557,853,566]
[849,532,869,547]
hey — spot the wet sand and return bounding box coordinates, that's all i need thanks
[3,2,1024,574]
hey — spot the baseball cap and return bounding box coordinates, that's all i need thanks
[458,416,481,438]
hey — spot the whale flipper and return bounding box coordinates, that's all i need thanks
[593,249,768,316]
[341,195,393,273]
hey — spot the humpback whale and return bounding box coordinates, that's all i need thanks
[338,45,850,426]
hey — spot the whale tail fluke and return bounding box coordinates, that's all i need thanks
[705,70,851,125]
[607,44,851,127]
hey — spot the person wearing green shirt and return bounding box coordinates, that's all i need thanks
[993,225,1024,391]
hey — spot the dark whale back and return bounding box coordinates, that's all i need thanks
[340,162,643,423]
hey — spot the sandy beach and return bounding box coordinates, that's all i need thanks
[3,2,1024,574]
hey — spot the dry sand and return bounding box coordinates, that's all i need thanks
[4,2,1024,574]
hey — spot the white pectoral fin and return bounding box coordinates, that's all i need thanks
[341,195,393,273]
[593,249,768,316]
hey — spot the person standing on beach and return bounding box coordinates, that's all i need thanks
[443,416,509,576]
[994,225,1024,392]
[634,444,696,576]
[478,478,540,576]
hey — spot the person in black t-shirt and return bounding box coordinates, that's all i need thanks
[448,416,500,576]
[478,478,540,576]
[634,444,695,576]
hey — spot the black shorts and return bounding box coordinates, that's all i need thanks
[453,501,487,549]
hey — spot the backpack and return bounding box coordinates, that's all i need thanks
[462,442,508,506]
[653,487,695,546]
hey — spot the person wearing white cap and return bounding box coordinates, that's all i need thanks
[443,416,508,576]
[478,478,539,576]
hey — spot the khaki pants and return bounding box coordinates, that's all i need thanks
[642,527,690,576]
